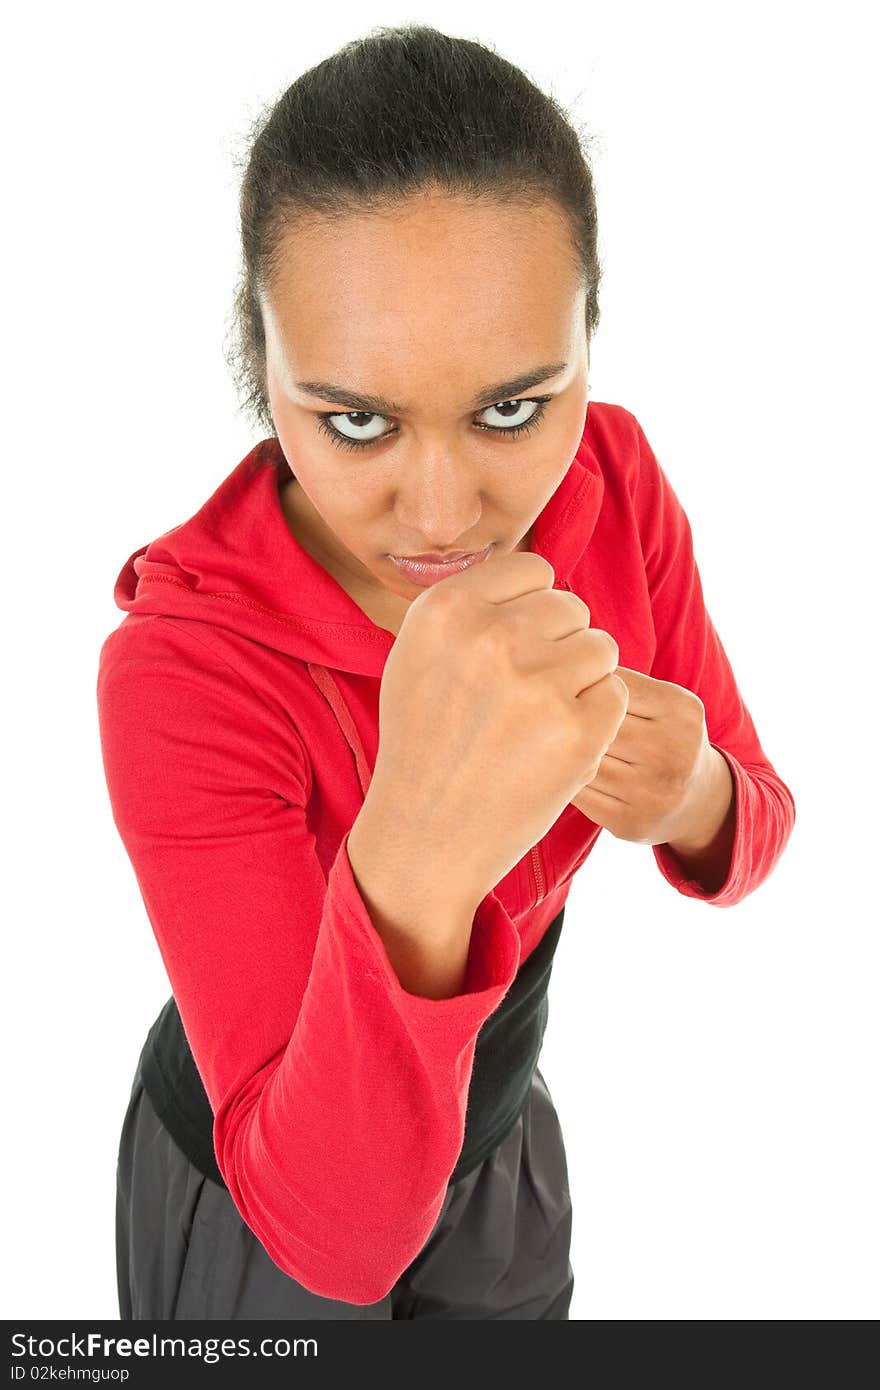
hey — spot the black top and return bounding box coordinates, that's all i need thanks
[138,904,565,1189]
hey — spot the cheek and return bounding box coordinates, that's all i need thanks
[313,484,383,549]
[511,415,584,518]
[547,404,589,478]
[556,391,590,446]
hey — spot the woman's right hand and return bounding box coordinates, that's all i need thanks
[362,550,628,910]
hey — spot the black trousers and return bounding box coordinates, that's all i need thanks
[116,1057,575,1320]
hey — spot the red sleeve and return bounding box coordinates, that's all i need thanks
[630,416,796,907]
[96,616,522,1305]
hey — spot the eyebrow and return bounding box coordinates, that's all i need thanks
[293,361,569,415]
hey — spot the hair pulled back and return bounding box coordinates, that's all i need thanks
[225,23,602,437]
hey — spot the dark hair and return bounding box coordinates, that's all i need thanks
[224,23,603,439]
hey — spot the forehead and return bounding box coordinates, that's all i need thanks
[261,193,582,365]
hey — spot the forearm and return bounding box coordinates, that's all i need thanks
[661,747,737,893]
[347,807,482,999]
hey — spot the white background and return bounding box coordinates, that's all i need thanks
[3,0,876,1321]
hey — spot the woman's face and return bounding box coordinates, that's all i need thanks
[262,188,591,605]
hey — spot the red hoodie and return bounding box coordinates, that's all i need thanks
[96,400,795,1304]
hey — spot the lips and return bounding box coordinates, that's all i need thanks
[388,542,494,587]
[394,549,477,564]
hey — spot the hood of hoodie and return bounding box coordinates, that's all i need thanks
[112,407,607,680]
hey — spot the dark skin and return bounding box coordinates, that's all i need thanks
[264,186,736,891]
[278,472,534,638]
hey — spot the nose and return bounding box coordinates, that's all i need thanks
[392,449,482,548]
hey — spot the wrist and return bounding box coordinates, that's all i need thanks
[346,813,483,999]
[664,746,734,855]
[348,802,484,923]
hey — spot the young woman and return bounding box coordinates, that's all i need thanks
[97,24,796,1321]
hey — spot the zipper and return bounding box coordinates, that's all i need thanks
[530,842,547,907]
[525,575,571,908]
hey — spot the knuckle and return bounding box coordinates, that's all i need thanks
[424,582,466,622]
[584,751,604,783]
[531,554,557,586]
[688,690,706,723]
[479,617,514,662]
[609,671,629,703]
[588,627,619,670]
[499,603,531,639]
[566,592,592,626]
[573,721,603,780]
[629,816,654,845]
[602,629,621,669]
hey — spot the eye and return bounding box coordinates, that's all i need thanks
[315,395,555,453]
[318,411,389,448]
[476,398,547,433]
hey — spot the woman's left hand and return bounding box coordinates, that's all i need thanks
[570,666,732,849]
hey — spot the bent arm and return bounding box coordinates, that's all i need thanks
[631,415,797,907]
[97,617,521,1305]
